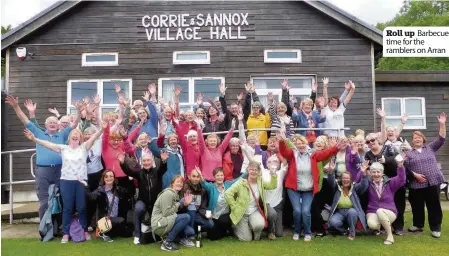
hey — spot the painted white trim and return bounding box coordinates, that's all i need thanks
[81,52,119,67]
[264,49,302,64]
[5,48,10,92]
[381,97,426,130]
[172,51,210,65]
[250,75,315,100]
[371,42,377,130]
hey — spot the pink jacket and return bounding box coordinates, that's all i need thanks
[123,126,142,157]
[198,128,234,181]
[174,121,202,177]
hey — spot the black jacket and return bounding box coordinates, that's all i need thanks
[86,185,131,219]
[121,158,167,209]
[179,181,210,219]
[219,95,244,136]
[365,144,398,178]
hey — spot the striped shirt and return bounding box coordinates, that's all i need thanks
[405,136,446,189]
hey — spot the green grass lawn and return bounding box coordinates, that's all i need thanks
[2,211,448,256]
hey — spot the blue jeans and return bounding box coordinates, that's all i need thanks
[166,214,195,242]
[187,210,214,230]
[287,189,314,235]
[329,208,358,236]
[60,180,87,235]
[35,165,61,220]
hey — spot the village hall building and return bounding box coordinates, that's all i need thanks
[2,0,449,203]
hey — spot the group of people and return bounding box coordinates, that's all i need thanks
[5,78,446,251]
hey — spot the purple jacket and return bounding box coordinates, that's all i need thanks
[366,167,406,215]
[333,146,360,179]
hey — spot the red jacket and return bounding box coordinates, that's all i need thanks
[279,140,338,194]
[222,151,243,181]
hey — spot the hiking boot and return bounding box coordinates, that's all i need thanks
[431,231,441,238]
[408,226,423,233]
[268,233,276,240]
[180,238,195,247]
[161,241,179,251]
[61,235,69,244]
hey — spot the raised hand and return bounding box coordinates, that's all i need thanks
[184,191,193,206]
[174,85,182,97]
[86,103,96,116]
[83,96,91,104]
[245,81,252,93]
[344,82,351,91]
[348,80,356,90]
[196,92,203,105]
[327,159,336,173]
[74,101,84,111]
[118,125,127,137]
[312,82,318,93]
[218,83,227,95]
[194,166,203,180]
[23,129,35,142]
[376,108,386,118]
[160,151,169,162]
[322,77,329,87]
[148,83,157,95]
[237,92,244,101]
[24,99,37,113]
[329,136,338,148]
[360,160,370,173]
[437,112,447,124]
[281,79,291,90]
[237,112,244,121]
[5,95,19,107]
[159,97,166,107]
[93,94,101,105]
[142,91,150,101]
[48,108,60,116]
[401,114,408,124]
[114,84,121,94]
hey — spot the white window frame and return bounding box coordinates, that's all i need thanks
[381,97,426,130]
[264,49,302,64]
[173,51,210,65]
[67,79,132,118]
[158,77,225,110]
[81,53,119,67]
[250,75,315,104]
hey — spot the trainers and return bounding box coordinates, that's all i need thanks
[292,233,300,241]
[61,235,69,244]
[431,231,441,238]
[408,226,423,232]
[87,226,94,232]
[133,237,140,245]
[268,233,276,240]
[180,238,195,247]
[84,232,92,241]
[372,230,381,236]
[161,241,179,251]
[100,234,114,242]
[304,235,312,242]
[394,230,404,236]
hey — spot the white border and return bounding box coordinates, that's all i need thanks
[381,97,426,129]
[264,49,302,64]
[172,51,210,65]
[81,53,119,67]
[250,75,315,101]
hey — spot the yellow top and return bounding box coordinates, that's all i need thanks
[246,113,271,146]
[337,191,353,209]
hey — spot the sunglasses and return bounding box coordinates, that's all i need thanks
[366,139,376,144]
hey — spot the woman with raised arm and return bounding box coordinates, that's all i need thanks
[222,137,244,180]
[151,176,196,251]
[247,100,271,150]
[268,80,295,138]
[405,113,446,238]
[322,78,355,137]
[225,160,277,241]
[24,120,104,243]
[377,108,409,153]
[129,83,159,138]
[173,117,202,177]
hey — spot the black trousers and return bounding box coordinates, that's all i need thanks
[104,217,133,238]
[311,178,332,233]
[392,186,406,231]
[409,185,443,232]
[117,177,136,223]
[86,171,104,227]
[207,213,233,241]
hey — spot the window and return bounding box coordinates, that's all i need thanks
[264,50,302,63]
[251,76,314,107]
[158,77,224,110]
[173,51,210,65]
[67,79,132,118]
[82,53,119,66]
[381,97,426,129]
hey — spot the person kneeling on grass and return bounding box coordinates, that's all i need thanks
[82,170,133,242]
[224,160,277,241]
[151,175,195,251]
[327,161,369,240]
[366,158,406,245]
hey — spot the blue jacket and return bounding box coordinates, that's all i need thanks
[200,174,246,211]
[327,173,369,231]
[39,184,60,242]
[130,100,158,138]
[149,141,184,189]
[292,110,326,137]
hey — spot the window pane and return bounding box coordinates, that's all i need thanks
[253,78,312,90]
[385,118,402,128]
[405,99,423,116]
[85,54,116,62]
[68,108,77,114]
[177,53,208,61]
[267,52,297,59]
[406,119,424,127]
[179,105,193,113]
[102,107,118,116]
[103,81,130,105]
[161,80,189,103]
[194,79,221,102]
[384,99,401,116]
[71,82,97,104]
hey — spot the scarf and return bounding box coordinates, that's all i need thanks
[374,181,383,199]
[166,146,185,178]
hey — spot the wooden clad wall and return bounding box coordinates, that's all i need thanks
[376,82,449,179]
[5,1,374,191]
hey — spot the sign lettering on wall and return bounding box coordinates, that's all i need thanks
[141,13,249,41]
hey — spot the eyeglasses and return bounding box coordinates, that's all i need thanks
[366,139,376,144]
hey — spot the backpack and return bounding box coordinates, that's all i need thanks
[69,218,85,243]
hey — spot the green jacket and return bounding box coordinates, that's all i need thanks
[224,176,277,225]
[151,188,182,237]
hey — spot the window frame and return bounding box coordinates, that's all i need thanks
[250,75,315,105]
[264,49,302,64]
[81,53,119,67]
[172,51,211,65]
[381,97,426,130]
[67,78,133,118]
[157,77,225,110]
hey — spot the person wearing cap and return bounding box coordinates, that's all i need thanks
[118,148,168,245]
[365,159,406,245]
[246,101,271,150]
